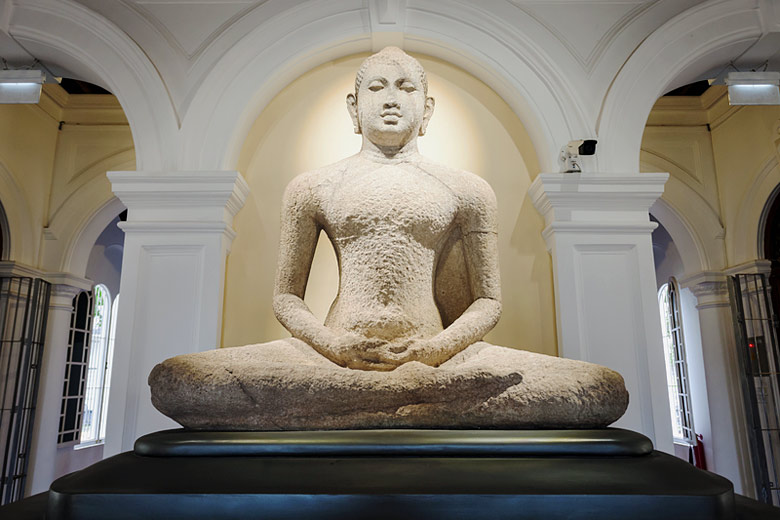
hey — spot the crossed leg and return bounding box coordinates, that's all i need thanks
[149,338,627,430]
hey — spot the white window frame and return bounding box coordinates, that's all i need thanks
[658,278,696,445]
[76,284,114,447]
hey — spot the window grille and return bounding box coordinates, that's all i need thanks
[729,273,780,505]
[0,277,50,505]
[658,278,696,444]
[57,290,92,446]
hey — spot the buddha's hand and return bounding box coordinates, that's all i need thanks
[326,332,398,371]
[378,338,443,368]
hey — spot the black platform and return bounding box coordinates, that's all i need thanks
[36,428,763,519]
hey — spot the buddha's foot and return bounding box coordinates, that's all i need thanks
[149,339,628,430]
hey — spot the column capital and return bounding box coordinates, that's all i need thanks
[108,170,250,223]
[529,172,669,229]
[0,262,91,312]
[724,259,772,276]
[679,271,729,308]
[0,261,92,293]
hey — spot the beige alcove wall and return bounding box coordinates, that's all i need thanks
[222,53,557,356]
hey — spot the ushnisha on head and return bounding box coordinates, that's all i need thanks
[347,47,435,151]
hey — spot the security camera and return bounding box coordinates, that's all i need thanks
[568,139,597,156]
[560,139,597,173]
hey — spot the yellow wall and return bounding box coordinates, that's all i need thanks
[710,102,780,265]
[223,53,557,356]
[0,97,59,265]
[0,85,132,270]
[642,86,780,269]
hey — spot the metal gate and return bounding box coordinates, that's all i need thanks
[729,273,780,504]
[0,277,50,505]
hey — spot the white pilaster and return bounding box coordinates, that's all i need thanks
[104,171,249,455]
[529,172,673,453]
[679,270,752,494]
[0,262,93,496]
[27,278,91,495]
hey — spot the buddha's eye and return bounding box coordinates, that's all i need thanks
[368,82,384,92]
[399,81,416,93]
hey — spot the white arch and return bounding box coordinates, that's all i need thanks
[650,198,709,276]
[599,0,763,173]
[734,156,780,265]
[179,0,589,174]
[0,161,37,265]
[8,0,178,171]
[641,152,727,274]
[43,150,134,276]
[63,197,126,278]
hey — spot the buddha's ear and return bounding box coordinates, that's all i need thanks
[419,96,435,136]
[346,93,361,134]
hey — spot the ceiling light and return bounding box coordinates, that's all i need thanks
[725,71,780,105]
[0,70,44,104]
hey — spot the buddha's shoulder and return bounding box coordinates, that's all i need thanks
[416,158,496,204]
[284,156,358,196]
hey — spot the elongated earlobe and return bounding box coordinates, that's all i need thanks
[346,93,361,134]
[419,96,435,136]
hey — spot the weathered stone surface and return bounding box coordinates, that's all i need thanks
[150,340,628,430]
[148,47,630,430]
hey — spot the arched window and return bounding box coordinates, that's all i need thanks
[78,284,113,445]
[58,290,93,446]
[658,278,696,444]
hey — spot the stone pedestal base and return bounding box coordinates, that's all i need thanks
[48,429,737,520]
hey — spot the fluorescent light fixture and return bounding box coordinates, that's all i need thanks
[725,71,780,105]
[0,70,44,104]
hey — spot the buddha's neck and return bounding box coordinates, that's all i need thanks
[360,138,420,164]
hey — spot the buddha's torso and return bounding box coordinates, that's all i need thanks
[312,157,459,340]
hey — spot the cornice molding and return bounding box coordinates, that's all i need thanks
[542,222,658,243]
[679,270,730,308]
[724,259,773,276]
[0,261,92,292]
[109,170,249,217]
[529,172,668,225]
[118,221,237,242]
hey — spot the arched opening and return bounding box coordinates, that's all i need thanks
[55,212,124,478]
[222,52,556,357]
[0,199,11,262]
[761,184,780,319]
[651,215,708,469]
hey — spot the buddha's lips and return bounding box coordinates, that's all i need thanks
[382,111,402,118]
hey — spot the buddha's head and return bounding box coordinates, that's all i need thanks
[347,47,435,149]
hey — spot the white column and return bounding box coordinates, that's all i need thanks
[104,171,249,456]
[679,270,753,495]
[0,262,92,495]
[529,172,673,453]
[26,278,90,495]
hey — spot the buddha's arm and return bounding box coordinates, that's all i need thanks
[272,176,339,354]
[431,228,502,351]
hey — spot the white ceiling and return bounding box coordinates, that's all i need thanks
[1,0,778,97]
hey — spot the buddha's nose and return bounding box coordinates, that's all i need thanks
[384,99,399,109]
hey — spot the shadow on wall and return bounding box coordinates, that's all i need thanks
[85,214,124,296]
[651,215,684,288]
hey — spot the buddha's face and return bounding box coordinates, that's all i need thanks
[348,59,434,149]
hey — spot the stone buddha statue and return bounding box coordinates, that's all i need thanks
[150,47,628,430]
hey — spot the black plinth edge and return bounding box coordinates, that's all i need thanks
[48,446,737,520]
[134,427,653,457]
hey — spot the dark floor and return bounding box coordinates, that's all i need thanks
[1,492,779,519]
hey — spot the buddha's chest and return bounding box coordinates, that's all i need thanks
[321,165,458,243]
